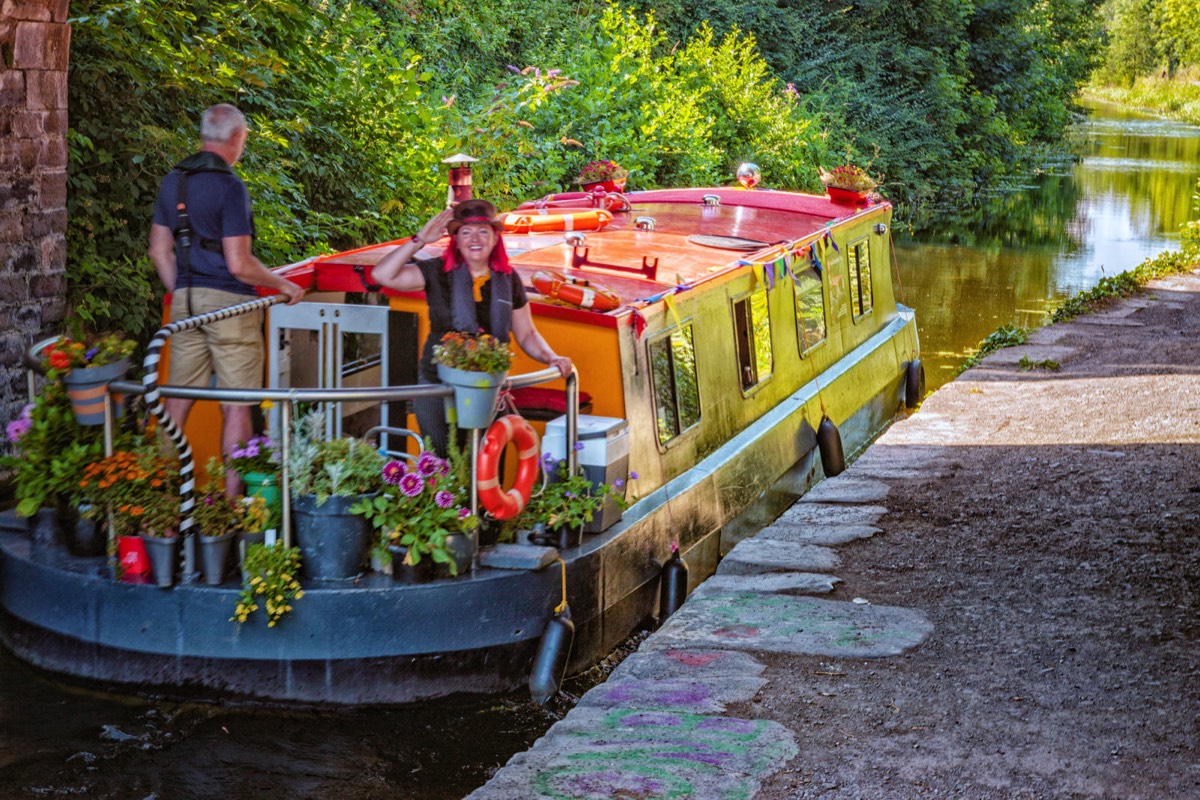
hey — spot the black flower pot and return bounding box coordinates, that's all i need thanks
[388,545,432,584]
[293,494,373,580]
[555,524,584,550]
[140,534,179,589]
[443,531,474,577]
[60,503,105,557]
[198,531,236,586]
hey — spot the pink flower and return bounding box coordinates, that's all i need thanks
[382,460,406,486]
[416,452,443,478]
[458,508,472,519]
[398,472,424,498]
[434,490,454,508]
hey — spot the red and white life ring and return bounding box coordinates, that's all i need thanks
[477,414,541,521]
[532,269,621,312]
[500,208,614,234]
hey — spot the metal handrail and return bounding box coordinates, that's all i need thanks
[24,309,581,576]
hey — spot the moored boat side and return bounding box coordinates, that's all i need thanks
[0,179,919,705]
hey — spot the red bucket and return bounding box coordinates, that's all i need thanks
[117,535,150,578]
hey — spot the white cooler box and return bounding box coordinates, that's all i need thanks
[542,415,630,533]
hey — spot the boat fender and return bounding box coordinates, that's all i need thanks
[658,545,688,623]
[817,415,846,477]
[477,415,540,521]
[905,358,926,409]
[531,269,621,312]
[529,604,574,706]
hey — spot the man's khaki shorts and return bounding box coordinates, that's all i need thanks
[168,287,264,392]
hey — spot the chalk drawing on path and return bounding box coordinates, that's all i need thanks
[647,591,933,658]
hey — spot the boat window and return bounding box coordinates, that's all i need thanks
[731,287,772,389]
[649,324,701,444]
[848,237,873,320]
[790,261,827,354]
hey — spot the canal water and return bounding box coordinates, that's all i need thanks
[1,101,1197,799]
[899,98,1198,391]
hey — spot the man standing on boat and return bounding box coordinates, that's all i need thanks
[148,103,304,493]
[371,199,571,455]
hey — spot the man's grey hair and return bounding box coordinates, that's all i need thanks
[200,104,247,144]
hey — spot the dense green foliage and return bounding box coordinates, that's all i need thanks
[637,0,1104,202]
[1094,0,1200,83]
[1086,80,1200,125]
[66,0,1109,338]
[68,0,443,342]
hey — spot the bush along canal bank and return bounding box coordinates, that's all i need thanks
[469,267,1200,799]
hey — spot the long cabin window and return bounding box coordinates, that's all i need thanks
[649,325,701,444]
[731,287,772,389]
[790,261,827,354]
[847,237,873,319]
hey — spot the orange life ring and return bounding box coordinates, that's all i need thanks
[532,269,621,312]
[477,414,541,521]
[500,208,614,233]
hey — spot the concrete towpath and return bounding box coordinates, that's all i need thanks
[468,271,1200,799]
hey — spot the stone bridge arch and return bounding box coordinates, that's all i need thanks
[0,1,70,434]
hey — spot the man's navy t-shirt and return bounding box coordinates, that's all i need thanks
[152,162,256,296]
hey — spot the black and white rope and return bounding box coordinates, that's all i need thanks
[142,294,286,536]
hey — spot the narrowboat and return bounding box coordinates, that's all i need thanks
[0,168,921,705]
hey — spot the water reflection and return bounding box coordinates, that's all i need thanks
[899,99,1199,389]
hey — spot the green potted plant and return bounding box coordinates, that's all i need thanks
[351,450,477,582]
[433,332,514,429]
[523,456,629,549]
[2,386,117,555]
[231,542,304,628]
[286,411,385,580]
[42,333,137,426]
[228,433,280,508]
[76,446,181,586]
[575,159,629,193]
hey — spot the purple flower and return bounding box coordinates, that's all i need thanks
[5,414,32,444]
[85,347,99,361]
[416,452,443,478]
[506,65,521,74]
[564,491,575,499]
[231,446,249,459]
[434,490,454,508]
[382,460,406,485]
[614,478,624,488]
[572,441,585,452]
[458,507,472,519]
[242,442,260,459]
[542,453,557,468]
[398,472,424,498]
[629,471,638,480]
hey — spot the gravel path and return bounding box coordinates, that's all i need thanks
[472,271,1200,800]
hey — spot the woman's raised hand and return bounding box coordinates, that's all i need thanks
[419,208,455,244]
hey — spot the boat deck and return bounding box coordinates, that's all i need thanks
[299,188,882,312]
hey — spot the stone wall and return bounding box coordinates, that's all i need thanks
[0,1,71,440]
